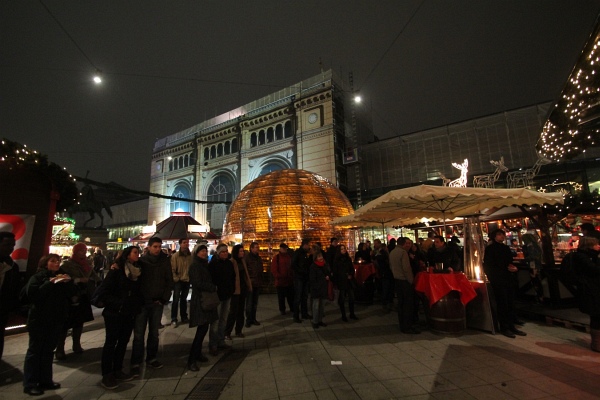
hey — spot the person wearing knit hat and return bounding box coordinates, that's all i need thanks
[216,244,228,254]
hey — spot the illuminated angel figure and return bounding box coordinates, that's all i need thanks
[473,157,508,188]
[448,159,469,187]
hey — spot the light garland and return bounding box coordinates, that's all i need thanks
[0,138,78,210]
[537,26,600,160]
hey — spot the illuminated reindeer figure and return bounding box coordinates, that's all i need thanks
[472,157,508,188]
[448,159,469,187]
[506,154,551,188]
[438,172,451,187]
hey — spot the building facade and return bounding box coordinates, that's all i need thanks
[149,70,355,235]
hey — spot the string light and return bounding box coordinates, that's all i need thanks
[537,29,600,159]
[0,138,78,210]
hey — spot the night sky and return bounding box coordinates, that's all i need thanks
[2,1,599,191]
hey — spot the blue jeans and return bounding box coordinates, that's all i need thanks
[245,288,260,324]
[131,303,163,365]
[23,324,61,389]
[171,281,190,322]
[312,298,324,325]
[209,298,230,348]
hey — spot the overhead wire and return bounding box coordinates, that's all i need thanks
[358,0,426,91]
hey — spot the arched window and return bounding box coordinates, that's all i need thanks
[169,160,173,171]
[284,121,292,138]
[266,127,274,143]
[173,159,178,170]
[250,133,257,148]
[259,162,285,177]
[258,130,265,145]
[224,141,230,155]
[217,143,223,157]
[275,124,283,140]
[210,146,216,159]
[204,148,209,161]
[184,154,189,167]
[232,138,239,153]
[179,157,183,169]
[206,174,235,235]
[170,184,192,214]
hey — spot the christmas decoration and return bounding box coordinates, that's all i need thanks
[472,157,508,188]
[537,21,600,159]
[448,159,469,187]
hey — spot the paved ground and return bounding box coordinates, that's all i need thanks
[1,294,600,400]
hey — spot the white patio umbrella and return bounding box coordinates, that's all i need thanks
[346,185,564,227]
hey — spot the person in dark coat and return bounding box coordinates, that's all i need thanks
[99,246,144,390]
[55,242,100,360]
[292,239,312,323]
[208,243,235,356]
[332,244,357,322]
[483,229,525,338]
[427,236,460,272]
[563,236,600,352]
[309,249,331,329]
[0,231,22,360]
[130,237,174,374]
[244,242,263,327]
[354,242,371,263]
[225,244,252,339]
[23,254,77,396]
[187,244,218,371]
[271,243,294,316]
[325,237,339,269]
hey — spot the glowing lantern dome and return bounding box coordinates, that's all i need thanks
[222,169,353,258]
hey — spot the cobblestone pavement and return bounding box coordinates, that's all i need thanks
[1,294,600,399]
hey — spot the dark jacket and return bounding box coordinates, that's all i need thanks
[483,240,514,284]
[189,256,218,327]
[208,256,236,301]
[292,248,312,281]
[373,247,392,279]
[332,253,355,291]
[101,266,144,317]
[309,260,331,299]
[24,269,77,330]
[0,256,21,316]
[325,245,337,269]
[427,245,460,271]
[139,251,174,305]
[565,249,600,315]
[244,251,263,288]
[59,258,99,324]
[354,249,371,263]
[271,252,294,287]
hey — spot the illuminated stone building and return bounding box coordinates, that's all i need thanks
[148,70,359,235]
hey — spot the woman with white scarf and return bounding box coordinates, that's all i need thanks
[98,246,144,389]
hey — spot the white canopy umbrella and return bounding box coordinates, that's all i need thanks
[352,185,563,221]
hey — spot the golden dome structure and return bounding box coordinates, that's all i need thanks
[222,169,353,265]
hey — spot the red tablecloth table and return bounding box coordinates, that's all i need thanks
[353,262,377,286]
[414,272,477,306]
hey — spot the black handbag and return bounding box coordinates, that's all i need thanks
[200,291,220,311]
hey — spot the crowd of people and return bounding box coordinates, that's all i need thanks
[4,223,600,396]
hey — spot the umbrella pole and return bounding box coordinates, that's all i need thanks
[382,223,385,243]
[443,211,447,238]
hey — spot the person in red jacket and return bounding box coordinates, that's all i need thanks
[271,243,294,315]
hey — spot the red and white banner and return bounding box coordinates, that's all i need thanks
[0,214,36,272]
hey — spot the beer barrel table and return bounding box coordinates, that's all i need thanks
[414,272,477,334]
